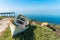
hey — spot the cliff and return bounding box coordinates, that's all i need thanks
[0,16,60,40]
[0,18,60,40]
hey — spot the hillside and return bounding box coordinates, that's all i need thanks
[0,18,60,40]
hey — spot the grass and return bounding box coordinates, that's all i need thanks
[14,24,60,40]
[0,16,15,20]
[0,16,60,40]
[0,16,6,20]
[0,27,12,40]
[0,24,60,40]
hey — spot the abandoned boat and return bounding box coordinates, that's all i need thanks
[10,14,29,37]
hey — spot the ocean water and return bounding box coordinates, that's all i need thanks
[24,14,60,24]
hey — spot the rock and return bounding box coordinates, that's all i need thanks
[31,21,37,26]
[41,22,48,26]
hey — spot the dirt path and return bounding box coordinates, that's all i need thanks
[0,18,10,34]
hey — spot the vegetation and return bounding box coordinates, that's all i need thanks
[0,16,60,40]
[0,16,15,20]
[0,23,60,40]
[0,27,13,40]
[0,16,6,20]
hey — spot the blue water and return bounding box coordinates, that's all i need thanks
[23,14,60,24]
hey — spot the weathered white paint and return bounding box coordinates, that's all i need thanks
[10,22,29,37]
[10,15,29,37]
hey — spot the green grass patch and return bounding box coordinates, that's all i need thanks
[0,16,5,20]
[13,25,60,40]
[0,27,11,40]
[0,24,60,40]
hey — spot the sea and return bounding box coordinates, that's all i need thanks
[23,14,60,25]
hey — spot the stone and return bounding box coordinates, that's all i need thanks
[41,22,48,26]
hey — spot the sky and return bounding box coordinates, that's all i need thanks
[0,0,60,16]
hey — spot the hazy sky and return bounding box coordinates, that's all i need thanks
[0,0,60,15]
